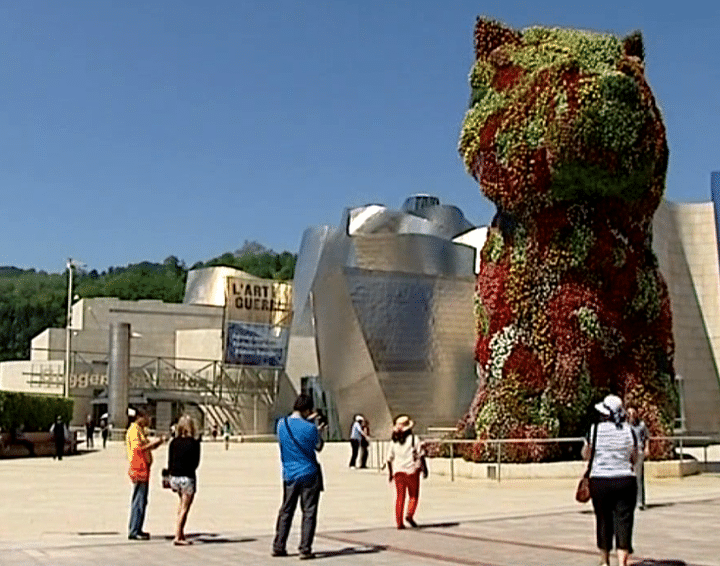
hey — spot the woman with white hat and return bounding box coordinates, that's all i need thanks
[582,394,639,566]
[386,415,427,529]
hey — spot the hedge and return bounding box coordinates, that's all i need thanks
[0,391,73,432]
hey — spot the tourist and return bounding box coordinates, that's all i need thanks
[360,418,371,468]
[100,419,110,448]
[348,415,369,468]
[167,414,201,545]
[85,415,95,449]
[627,407,650,510]
[583,394,638,566]
[271,394,326,559]
[50,416,67,460]
[386,415,427,529]
[126,410,166,540]
[223,421,232,450]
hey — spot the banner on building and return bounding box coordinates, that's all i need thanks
[224,276,293,367]
[225,277,292,327]
[224,321,289,367]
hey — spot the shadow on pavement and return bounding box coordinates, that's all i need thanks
[633,560,687,566]
[416,521,461,529]
[700,461,720,473]
[163,533,257,544]
[314,545,386,559]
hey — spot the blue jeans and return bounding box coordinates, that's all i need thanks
[272,474,321,555]
[128,481,149,536]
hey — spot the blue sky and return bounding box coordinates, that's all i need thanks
[0,0,717,273]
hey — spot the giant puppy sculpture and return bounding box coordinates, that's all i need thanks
[458,18,676,461]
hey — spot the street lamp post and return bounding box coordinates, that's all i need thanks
[64,258,83,398]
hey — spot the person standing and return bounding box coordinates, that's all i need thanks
[126,410,166,540]
[386,415,427,529]
[85,415,95,449]
[50,416,67,460]
[360,418,371,469]
[348,415,367,468]
[583,395,638,566]
[271,394,326,560]
[627,407,650,510]
[223,421,232,450]
[167,414,201,545]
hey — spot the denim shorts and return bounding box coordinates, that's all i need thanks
[170,476,196,496]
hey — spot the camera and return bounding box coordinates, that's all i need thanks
[311,409,328,428]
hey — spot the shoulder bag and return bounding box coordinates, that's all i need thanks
[575,423,598,503]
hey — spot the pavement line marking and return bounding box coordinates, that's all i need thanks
[319,533,501,566]
[422,529,598,556]
[413,530,712,566]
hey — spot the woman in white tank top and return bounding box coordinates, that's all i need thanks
[583,394,638,566]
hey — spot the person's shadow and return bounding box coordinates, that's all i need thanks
[633,560,687,565]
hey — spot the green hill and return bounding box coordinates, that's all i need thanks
[0,243,296,362]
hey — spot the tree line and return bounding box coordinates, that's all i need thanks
[0,242,296,362]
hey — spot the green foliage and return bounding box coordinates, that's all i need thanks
[550,161,652,203]
[0,242,296,361]
[0,272,68,361]
[0,391,73,432]
[515,28,622,74]
[201,250,297,281]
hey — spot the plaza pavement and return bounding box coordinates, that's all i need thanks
[0,439,718,566]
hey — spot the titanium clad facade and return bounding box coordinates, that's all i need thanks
[287,196,479,438]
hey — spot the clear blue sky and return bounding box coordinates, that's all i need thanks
[0,0,717,273]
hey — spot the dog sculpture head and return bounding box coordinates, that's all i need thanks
[459,18,667,222]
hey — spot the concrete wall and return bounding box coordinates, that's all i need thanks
[0,360,64,394]
[654,201,720,433]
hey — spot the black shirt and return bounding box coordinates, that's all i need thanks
[168,436,201,480]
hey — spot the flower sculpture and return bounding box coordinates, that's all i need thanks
[458,18,676,462]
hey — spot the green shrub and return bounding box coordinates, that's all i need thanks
[0,392,73,432]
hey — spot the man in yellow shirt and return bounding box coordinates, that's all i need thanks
[126,410,165,540]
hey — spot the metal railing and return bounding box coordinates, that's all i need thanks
[367,434,720,482]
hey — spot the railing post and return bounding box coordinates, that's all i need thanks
[450,441,455,482]
[497,441,502,483]
[678,437,684,479]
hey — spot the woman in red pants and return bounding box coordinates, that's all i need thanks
[386,415,427,529]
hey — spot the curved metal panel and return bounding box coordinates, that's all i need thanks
[184,266,260,307]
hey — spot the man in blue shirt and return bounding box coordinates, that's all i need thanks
[272,394,325,559]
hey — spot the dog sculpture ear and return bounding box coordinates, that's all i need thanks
[474,17,522,60]
[623,30,644,62]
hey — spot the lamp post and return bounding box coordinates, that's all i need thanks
[64,258,84,398]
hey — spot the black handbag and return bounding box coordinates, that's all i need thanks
[161,468,171,489]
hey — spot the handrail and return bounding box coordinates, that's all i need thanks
[413,435,720,482]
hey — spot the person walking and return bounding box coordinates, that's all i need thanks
[627,407,650,510]
[126,410,166,540]
[85,415,95,449]
[348,415,369,468]
[271,394,326,560]
[583,394,639,566]
[50,416,67,460]
[386,415,427,529]
[167,414,201,546]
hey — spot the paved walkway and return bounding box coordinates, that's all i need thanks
[0,440,718,565]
